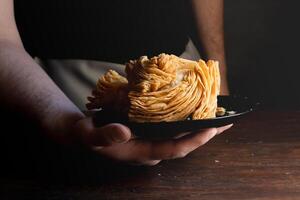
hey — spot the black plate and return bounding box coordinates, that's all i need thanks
[93,96,258,139]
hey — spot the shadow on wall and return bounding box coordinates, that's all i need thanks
[225,0,300,109]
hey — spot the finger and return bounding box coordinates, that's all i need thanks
[90,123,131,146]
[164,124,233,157]
[173,132,191,139]
[216,124,233,135]
[173,124,233,139]
[77,118,131,146]
[129,160,161,166]
[95,125,233,162]
[97,128,218,161]
[163,124,233,157]
[145,128,219,160]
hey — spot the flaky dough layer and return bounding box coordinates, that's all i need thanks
[87,54,220,122]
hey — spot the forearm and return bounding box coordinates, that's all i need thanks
[192,0,225,61]
[0,40,84,143]
[192,0,228,93]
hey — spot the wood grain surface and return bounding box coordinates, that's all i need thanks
[2,111,300,200]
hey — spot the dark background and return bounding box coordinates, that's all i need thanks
[14,0,300,109]
[2,0,300,183]
[224,1,300,109]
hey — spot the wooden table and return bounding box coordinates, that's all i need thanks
[2,111,300,200]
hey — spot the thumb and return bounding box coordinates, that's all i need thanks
[77,118,132,146]
[89,123,131,146]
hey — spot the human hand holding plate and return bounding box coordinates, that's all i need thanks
[87,54,247,139]
[83,54,255,165]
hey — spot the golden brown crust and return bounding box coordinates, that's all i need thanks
[86,70,129,112]
[87,54,220,122]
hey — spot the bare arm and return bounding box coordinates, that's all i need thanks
[192,0,229,94]
[0,0,85,143]
[0,0,232,165]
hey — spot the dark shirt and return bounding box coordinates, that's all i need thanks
[14,0,194,63]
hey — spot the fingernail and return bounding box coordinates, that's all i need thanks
[226,124,233,128]
[217,124,233,135]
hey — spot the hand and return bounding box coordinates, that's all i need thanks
[73,117,233,166]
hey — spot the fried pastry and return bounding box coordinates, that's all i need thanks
[87,54,220,122]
